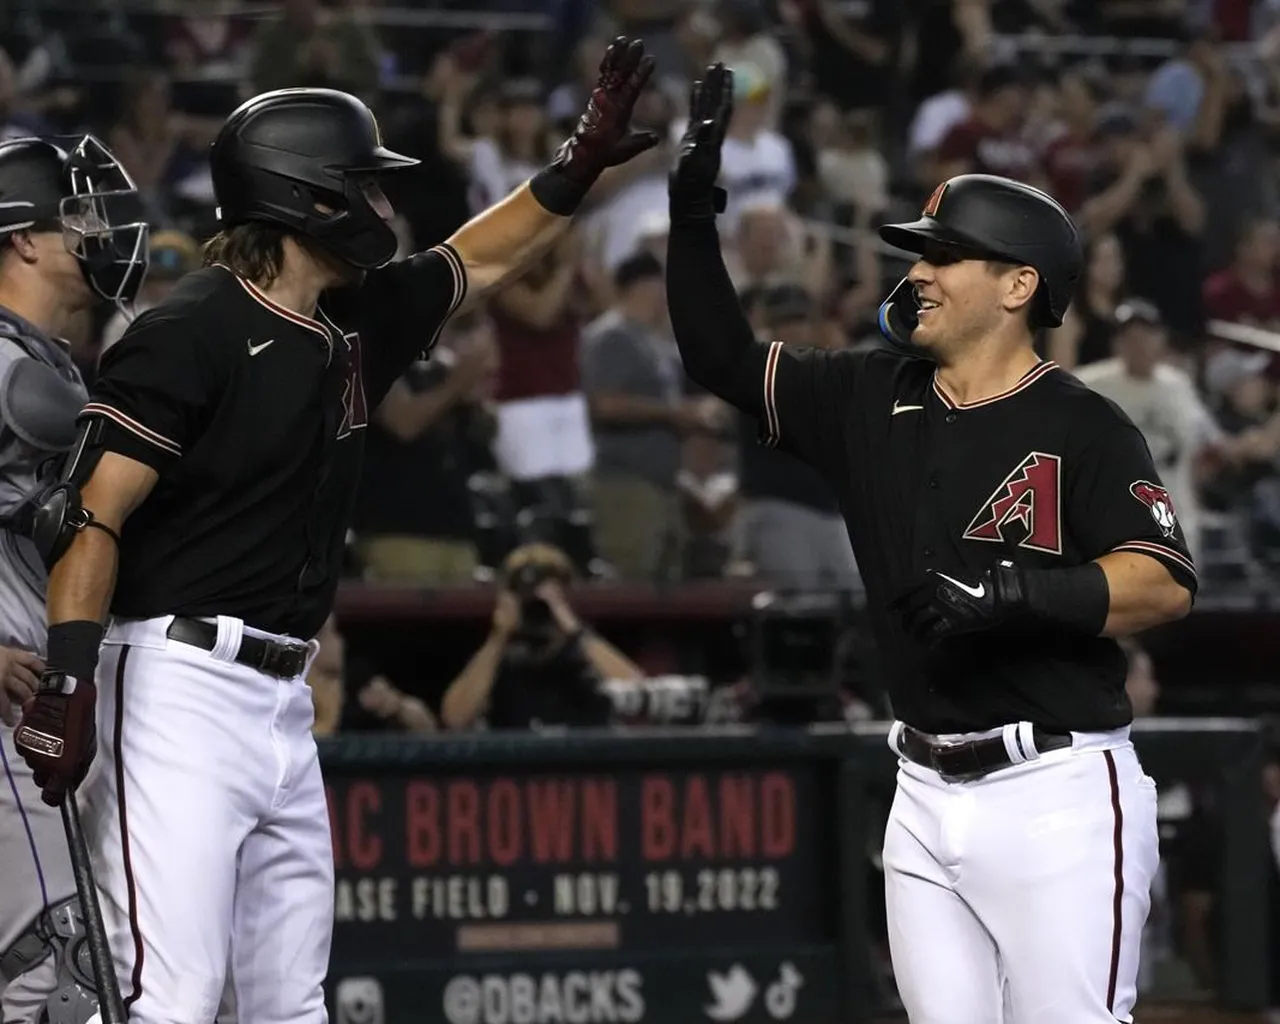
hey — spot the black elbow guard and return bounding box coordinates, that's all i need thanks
[30,417,120,569]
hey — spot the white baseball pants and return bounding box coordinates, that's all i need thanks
[882,724,1159,1024]
[82,615,331,1024]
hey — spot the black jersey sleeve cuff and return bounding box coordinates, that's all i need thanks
[81,402,182,471]
[1110,541,1198,593]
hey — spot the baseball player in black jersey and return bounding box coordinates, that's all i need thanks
[668,66,1194,1024]
[0,135,148,1024]
[12,39,658,1024]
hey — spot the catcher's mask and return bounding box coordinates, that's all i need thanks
[0,135,150,310]
[876,173,1082,353]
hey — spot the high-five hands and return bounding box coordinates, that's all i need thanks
[669,62,734,222]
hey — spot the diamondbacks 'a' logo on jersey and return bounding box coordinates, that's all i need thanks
[337,331,368,439]
[963,451,1063,554]
[1130,480,1177,537]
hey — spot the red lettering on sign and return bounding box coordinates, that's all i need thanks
[720,776,755,858]
[761,773,796,857]
[488,780,521,866]
[581,780,617,863]
[528,780,576,862]
[448,781,481,864]
[346,781,383,871]
[642,776,676,860]
[681,776,715,859]
[406,781,441,867]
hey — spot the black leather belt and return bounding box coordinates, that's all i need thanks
[896,723,1073,780]
[166,616,309,680]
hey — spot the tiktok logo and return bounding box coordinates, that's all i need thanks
[764,963,804,1021]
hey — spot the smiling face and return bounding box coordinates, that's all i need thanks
[905,241,1039,361]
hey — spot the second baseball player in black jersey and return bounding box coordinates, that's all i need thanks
[667,65,1193,1024]
[751,343,1194,734]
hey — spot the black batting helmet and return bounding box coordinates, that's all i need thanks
[876,174,1082,350]
[0,135,149,307]
[210,88,419,270]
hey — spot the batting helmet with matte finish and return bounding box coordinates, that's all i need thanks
[876,174,1083,350]
[210,88,419,270]
[0,135,149,307]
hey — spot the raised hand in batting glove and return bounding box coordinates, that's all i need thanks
[669,63,734,222]
[14,670,97,807]
[893,560,1030,647]
[546,37,658,196]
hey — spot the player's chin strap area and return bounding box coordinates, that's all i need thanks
[877,276,928,355]
[0,895,100,1024]
[28,416,120,570]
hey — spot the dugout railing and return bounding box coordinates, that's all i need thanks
[318,721,1270,1023]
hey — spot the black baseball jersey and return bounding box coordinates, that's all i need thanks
[84,245,467,640]
[755,343,1196,734]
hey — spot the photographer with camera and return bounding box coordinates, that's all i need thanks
[441,543,643,730]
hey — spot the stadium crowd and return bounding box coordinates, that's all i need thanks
[4,0,1280,600]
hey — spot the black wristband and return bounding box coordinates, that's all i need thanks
[46,620,106,683]
[1021,563,1110,636]
[530,165,592,217]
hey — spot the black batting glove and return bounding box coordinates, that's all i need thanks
[669,62,734,223]
[551,37,658,187]
[893,560,1030,647]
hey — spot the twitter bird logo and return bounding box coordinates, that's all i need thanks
[704,965,758,1022]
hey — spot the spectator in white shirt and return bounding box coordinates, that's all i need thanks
[1075,299,1221,564]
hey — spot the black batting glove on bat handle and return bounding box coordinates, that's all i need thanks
[894,561,1029,647]
[669,63,734,223]
[531,36,659,215]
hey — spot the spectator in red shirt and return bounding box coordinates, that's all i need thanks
[1041,67,1108,213]
[927,64,1044,189]
[1203,218,1280,331]
[164,0,254,79]
[489,228,600,571]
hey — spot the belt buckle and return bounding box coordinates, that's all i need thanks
[261,640,304,679]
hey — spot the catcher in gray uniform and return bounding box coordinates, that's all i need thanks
[0,135,148,1024]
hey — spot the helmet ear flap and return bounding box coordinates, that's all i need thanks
[877,276,923,352]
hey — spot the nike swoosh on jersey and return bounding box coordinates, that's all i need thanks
[892,401,924,415]
[934,572,985,599]
[247,338,276,356]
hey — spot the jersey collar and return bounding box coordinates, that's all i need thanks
[214,264,335,357]
[932,360,1058,411]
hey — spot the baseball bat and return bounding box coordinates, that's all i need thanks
[61,788,127,1024]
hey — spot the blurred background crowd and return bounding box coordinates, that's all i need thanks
[4,0,1280,1009]
[6,0,1280,599]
